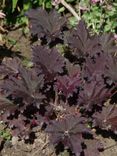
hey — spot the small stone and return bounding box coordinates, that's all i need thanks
[12,136,19,146]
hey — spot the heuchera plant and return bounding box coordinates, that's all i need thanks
[0,8,117,156]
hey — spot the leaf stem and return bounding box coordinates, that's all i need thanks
[60,0,81,21]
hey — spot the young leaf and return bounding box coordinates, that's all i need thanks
[55,61,81,97]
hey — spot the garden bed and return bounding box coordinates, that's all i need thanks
[0,1,117,156]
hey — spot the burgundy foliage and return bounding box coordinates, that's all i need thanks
[93,105,117,132]
[46,114,91,155]
[32,45,65,81]
[26,8,66,42]
[0,8,117,156]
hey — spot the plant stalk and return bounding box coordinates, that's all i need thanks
[60,0,81,21]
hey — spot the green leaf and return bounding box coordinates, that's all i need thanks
[58,7,65,13]
[69,16,78,27]
[58,150,70,156]
[66,0,75,2]
[23,2,31,11]
[12,0,18,12]
[45,1,52,8]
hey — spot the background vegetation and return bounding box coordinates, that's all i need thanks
[0,0,117,34]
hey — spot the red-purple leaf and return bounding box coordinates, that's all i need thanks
[55,61,81,97]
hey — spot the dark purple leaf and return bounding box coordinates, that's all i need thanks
[32,45,65,81]
[26,8,66,42]
[0,95,17,111]
[0,57,21,77]
[56,73,81,97]
[55,61,82,97]
[1,66,44,105]
[100,33,117,54]
[78,80,110,111]
[8,115,31,137]
[105,54,117,82]
[66,20,101,57]
[93,105,117,132]
[46,114,90,155]
[82,53,107,81]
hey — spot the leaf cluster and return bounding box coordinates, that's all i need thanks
[0,8,117,156]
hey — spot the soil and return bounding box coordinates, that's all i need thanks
[0,126,56,156]
[4,28,31,59]
[0,29,117,156]
[0,125,117,156]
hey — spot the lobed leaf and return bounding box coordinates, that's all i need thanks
[32,45,65,81]
[78,80,110,111]
[0,57,21,77]
[26,8,66,42]
[93,105,117,132]
[46,114,91,155]
[100,33,117,55]
[66,20,101,57]
[1,66,44,105]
